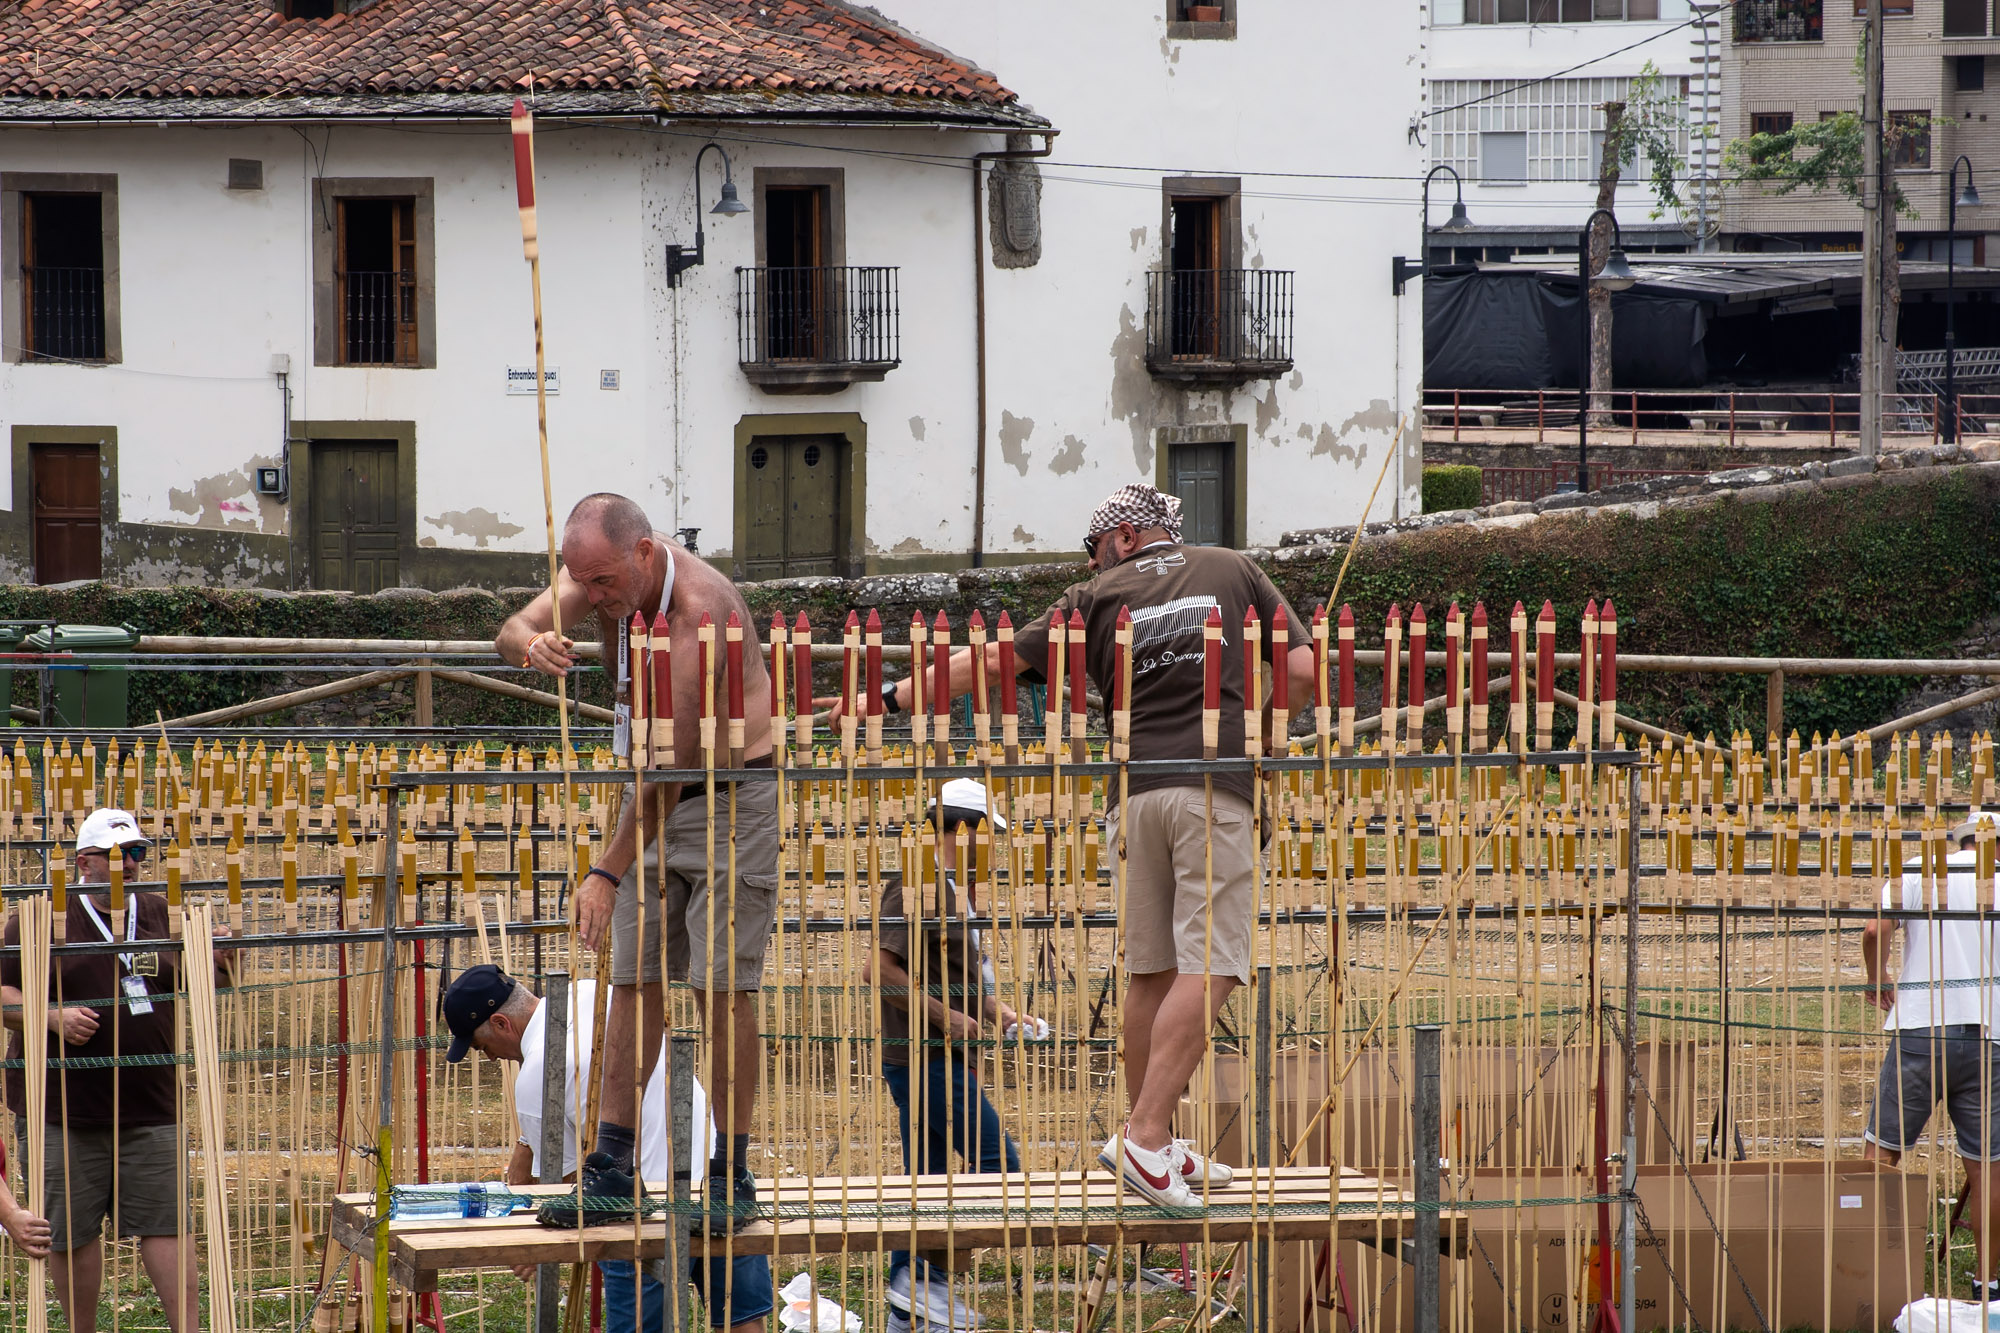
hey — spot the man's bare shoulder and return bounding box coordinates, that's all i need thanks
[667,542,752,618]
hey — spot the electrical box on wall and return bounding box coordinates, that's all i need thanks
[254,466,288,498]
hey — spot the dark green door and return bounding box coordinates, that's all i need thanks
[310,441,400,591]
[1169,440,1234,547]
[743,436,841,579]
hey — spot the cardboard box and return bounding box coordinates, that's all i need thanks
[1336,1161,1922,1333]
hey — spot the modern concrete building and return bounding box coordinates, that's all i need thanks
[1422,0,1711,264]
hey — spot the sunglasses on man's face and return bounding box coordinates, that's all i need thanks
[80,846,147,862]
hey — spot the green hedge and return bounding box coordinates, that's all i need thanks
[2,467,1993,741]
[0,585,574,728]
[1422,465,1484,514]
[1281,468,2000,743]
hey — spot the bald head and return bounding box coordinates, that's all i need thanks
[564,493,653,551]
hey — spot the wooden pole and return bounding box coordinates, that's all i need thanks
[158,670,417,729]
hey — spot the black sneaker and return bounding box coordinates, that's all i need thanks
[699,1163,761,1236]
[536,1152,648,1229]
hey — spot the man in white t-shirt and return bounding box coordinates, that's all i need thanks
[442,966,771,1333]
[1862,811,2000,1299]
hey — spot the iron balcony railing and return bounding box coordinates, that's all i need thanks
[1145,269,1295,375]
[736,266,900,369]
[23,265,106,361]
[1734,0,1821,42]
[340,269,419,367]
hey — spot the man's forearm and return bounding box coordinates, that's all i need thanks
[0,985,30,1034]
[506,1141,535,1188]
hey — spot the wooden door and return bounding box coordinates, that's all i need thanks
[310,441,400,592]
[1168,440,1234,547]
[30,442,101,583]
[742,436,842,579]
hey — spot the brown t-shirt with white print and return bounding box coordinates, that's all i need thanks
[1011,542,1295,809]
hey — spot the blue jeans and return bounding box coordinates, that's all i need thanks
[600,1253,775,1332]
[881,1058,1020,1284]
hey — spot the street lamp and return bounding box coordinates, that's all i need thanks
[1391,164,1473,294]
[1945,155,1981,443]
[665,142,750,288]
[1576,207,1637,494]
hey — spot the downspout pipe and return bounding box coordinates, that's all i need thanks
[970,130,1057,568]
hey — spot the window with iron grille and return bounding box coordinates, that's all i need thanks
[3,173,120,365]
[1735,0,1823,41]
[338,197,418,367]
[22,194,106,361]
[1430,78,1687,184]
[312,178,434,369]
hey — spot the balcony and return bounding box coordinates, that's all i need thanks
[1145,268,1295,384]
[23,265,106,361]
[735,265,900,394]
[1734,0,1822,42]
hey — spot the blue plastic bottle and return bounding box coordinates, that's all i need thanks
[388,1183,520,1219]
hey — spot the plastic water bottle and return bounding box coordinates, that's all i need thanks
[388,1183,521,1220]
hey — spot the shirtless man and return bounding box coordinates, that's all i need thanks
[497,492,776,1233]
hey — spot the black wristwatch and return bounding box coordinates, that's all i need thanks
[882,681,903,714]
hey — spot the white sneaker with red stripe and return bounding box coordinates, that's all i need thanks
[1174,1140,1235,1189]
[1098,1130,1195,1209]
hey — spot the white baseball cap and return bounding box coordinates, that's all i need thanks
[1950,809,1993,845]
[930,777,1007,831]
[75,808,151,857]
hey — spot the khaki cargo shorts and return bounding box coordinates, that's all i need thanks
[1106,785,1256,983]
[611,779,781,991]
[35,1123,190,1250]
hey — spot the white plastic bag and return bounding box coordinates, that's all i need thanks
[777,1270,862,1333]
[1894,1297,2000,1333]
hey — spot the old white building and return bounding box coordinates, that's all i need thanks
[0,0,1423,589]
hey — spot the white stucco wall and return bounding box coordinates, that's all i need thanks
[885,0,1428,544]
[1,0,1431,580]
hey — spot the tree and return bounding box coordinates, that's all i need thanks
[1586,64,1689,424]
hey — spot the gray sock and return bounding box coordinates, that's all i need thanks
[595,1121,637,1174]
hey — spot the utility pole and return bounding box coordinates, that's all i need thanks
[1859,0,1885,457]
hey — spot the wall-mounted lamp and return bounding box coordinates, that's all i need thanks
[665,143,750,288]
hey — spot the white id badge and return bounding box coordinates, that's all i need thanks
[121,972,155,1016]
[614,702,632,758]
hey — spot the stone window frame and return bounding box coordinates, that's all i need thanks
[1167,0,1236,40]
[311,177,437,369]
[1,172,123,365]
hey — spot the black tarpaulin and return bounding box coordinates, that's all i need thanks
[1424,270,1708,390]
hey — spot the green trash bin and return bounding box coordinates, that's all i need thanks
[0,626,29,725]
[24,623,141,728]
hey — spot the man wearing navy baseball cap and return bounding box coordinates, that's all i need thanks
[439,965,770,1333]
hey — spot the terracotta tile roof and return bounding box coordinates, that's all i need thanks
[0,0,1031,118]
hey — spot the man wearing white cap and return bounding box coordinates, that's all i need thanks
[864,779,1041,1331]
[0,809,232,1333]
[1862,809,2000,1300]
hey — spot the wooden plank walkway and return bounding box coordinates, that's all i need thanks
[332,1167,1466,1293]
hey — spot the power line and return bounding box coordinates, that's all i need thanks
[1423,12,1709,118]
